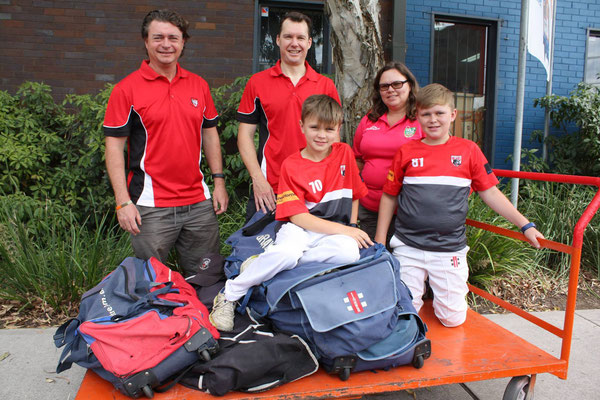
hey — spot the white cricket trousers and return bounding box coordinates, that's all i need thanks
[390,236,469,327]
[224,222,361,301]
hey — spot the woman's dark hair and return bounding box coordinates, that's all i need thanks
[368,62,419,122]
[141,9,190,56]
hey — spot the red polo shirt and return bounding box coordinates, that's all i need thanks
[236,61,340,192]
[104,61,218,207]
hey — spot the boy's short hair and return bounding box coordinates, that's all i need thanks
[301,95,343,126]
[416,83,455,110]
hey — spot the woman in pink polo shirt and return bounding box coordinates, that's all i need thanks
[353,62,423,247]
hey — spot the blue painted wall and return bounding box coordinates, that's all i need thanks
[404,0,600,168]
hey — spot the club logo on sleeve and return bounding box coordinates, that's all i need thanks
[344,290,367,313]
[404,127,416,138]
[276,190,299,205]
[340,165,346,176]
[387,170,395,181]
[451,155,462,166]
[190,98,199,107]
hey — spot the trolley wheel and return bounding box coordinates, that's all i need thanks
[412,354,425,369]
[199,349,211,361]
[338,367,351,381]
[503,375,533,400]
[141,385,154,399]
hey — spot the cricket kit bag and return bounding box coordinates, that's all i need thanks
[180,312,319,396]
[224,211,431,381]
[54,257,220,398]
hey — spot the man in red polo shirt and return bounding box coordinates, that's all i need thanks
[237,11,340,220]
[104,9,228,276]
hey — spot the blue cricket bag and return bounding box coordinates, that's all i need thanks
[224,211,431,380]
[54,257,220,398]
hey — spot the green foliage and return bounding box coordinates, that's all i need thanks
[217,195,249,255]
[534,82,600,175]
[466,189,542,288]
[0,82,114,222]
[209,75,253,197]
[0,194,132,310]
[518,180,600,278]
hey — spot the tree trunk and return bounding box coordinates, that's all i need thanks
[325,0,385,143]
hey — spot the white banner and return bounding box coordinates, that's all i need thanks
[528,0,554,81]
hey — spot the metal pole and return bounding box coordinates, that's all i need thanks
[392,0,408,63]
[511,0,530,207]
[542,0,558,161]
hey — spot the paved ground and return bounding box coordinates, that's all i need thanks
[1,309,598,400]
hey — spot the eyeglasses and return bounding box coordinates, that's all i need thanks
[379,80,408,91]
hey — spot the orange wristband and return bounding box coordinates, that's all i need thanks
[115,200,133,211]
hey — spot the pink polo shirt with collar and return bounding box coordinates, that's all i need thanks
[353,113,423,211]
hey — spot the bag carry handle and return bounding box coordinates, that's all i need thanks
[54,318,81,373]
[111,282,182,322]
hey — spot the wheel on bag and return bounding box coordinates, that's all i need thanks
[199,349,211,361]
[141,385,154,399]
[338,367,351,381]
[412,354,425,369]
[503,375,533,400]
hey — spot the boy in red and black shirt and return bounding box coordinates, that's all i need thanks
[210,95,372,331]
[376,84,544,328]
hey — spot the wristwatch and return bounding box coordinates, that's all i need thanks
[211,173,225,179]
[520,222,536,233]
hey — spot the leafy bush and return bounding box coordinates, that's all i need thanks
[209,75,253,197]
[534,82,600,176]
[0,82,114,223]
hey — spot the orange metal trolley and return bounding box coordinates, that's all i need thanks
[74,170,600,400]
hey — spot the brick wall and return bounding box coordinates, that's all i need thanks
[404,0,600,168]
[0,0,254,100]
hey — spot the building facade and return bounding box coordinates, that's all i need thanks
[399,0,600,167]
[1,0,598,168]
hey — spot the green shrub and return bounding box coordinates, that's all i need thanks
[466,189,543,288]
[518,180,600,278]
[0,82,114,223]
[209,76,253,197]
[534,82,600,176]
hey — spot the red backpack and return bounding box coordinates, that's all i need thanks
[54,257,219,398]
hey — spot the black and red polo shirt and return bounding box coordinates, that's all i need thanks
[383,136,499,252]
[276,143,367,225]
[236,61,340,193]
[103,61,218,207]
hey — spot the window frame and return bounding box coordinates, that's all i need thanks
[584,28,600,86]
[429,13,500,164]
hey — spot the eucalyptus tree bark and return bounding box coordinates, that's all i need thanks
[325,0,385,143]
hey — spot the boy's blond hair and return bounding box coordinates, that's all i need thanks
[301,94,343,126]
[415,83,455,110]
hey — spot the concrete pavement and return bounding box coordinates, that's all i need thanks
[1,309,598,400]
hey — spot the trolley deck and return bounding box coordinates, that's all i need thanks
[74,171,600,400]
